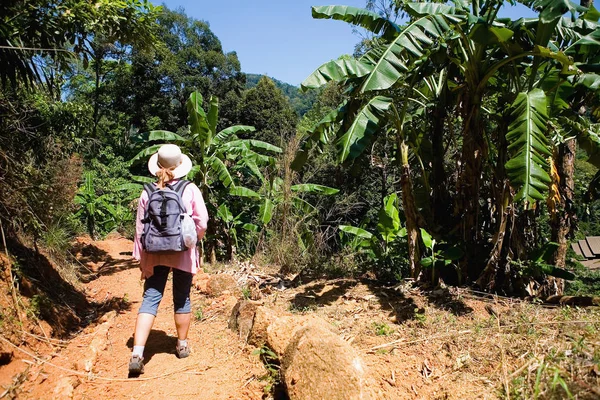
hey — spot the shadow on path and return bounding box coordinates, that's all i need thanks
[126,329,177,366]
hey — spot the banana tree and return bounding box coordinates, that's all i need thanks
[298,0,600,292]
[296,4,457,278]
[132,92,282,197]
[132,91,282,262]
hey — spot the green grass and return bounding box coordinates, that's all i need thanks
[194,307,204,321]
[372,321,393,336]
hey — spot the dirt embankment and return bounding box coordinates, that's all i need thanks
[1,235,599,399]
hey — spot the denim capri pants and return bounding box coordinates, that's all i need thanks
[138,266,193,316]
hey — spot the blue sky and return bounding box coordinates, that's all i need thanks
[161,1,536,86]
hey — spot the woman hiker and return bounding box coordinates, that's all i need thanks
[129,144,208,375]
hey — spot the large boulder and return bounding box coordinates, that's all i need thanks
[281,321,371,400]
[227,304,373,400]
[266,315,332,356]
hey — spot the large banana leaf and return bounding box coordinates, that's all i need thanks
[290,184,339,195]
[339,225,373,240]
[229,186,261,198]
[246,140,283,153]
[259,198,274,225]
[505,89,552,204]
[377,193,401,244]
[221,139,282,154]
[469,24,514,45]
[213,125,256,144]
[147,130,187,142]
[531,0,580,47]
[187,91,210,141]
[208,156,234,188]
[336,96,393,162]
[312,5,400,40]
[301,58,373,90]
[408,2,458,15]
[207,96,219,137]
[359,14,452,92]
[130,144,163,165]
[528,0,584,24]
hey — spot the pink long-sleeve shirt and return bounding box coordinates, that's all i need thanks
[133,180,208,279]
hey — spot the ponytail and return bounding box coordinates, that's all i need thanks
[156,166,175,189]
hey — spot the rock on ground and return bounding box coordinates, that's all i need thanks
[281,321,371,400]
[206,274,238,297]
[53,376,80,399]
[227,302,372,400]
[228,300,262,341]
[77,311,116,372]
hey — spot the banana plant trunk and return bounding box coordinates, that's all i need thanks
[431,100,449,227]
[398,140,421,279]
[456,96,487,283]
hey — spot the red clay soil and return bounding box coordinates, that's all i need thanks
[2,235,599,399]
[1,235,266,399]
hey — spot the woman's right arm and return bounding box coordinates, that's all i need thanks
[132,190,148,261]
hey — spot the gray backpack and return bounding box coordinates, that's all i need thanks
[141,180,191,253]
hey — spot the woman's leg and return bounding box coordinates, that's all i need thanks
[172,268,193,357]
[133,266,170,348]
[174,313,191,341]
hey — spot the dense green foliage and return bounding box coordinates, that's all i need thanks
[295,0,600,294]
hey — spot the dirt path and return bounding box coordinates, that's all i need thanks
[17,236,266,399]
[3,235,599,399]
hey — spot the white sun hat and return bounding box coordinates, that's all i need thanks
[148,144,193,179]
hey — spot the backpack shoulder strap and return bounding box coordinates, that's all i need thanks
[143,183,157,196]
[173,180,191,196]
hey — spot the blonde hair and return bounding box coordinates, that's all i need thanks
[155,166,175,189]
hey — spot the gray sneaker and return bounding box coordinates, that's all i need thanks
[128,355,144,375]
[176,343,190,359]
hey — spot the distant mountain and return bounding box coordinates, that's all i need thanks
[245,73,318,117]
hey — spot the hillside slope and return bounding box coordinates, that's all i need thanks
[246,73,318,116]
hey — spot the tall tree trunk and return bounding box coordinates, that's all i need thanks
[548,142,574,295]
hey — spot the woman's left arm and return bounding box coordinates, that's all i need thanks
[190,184,209,239]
